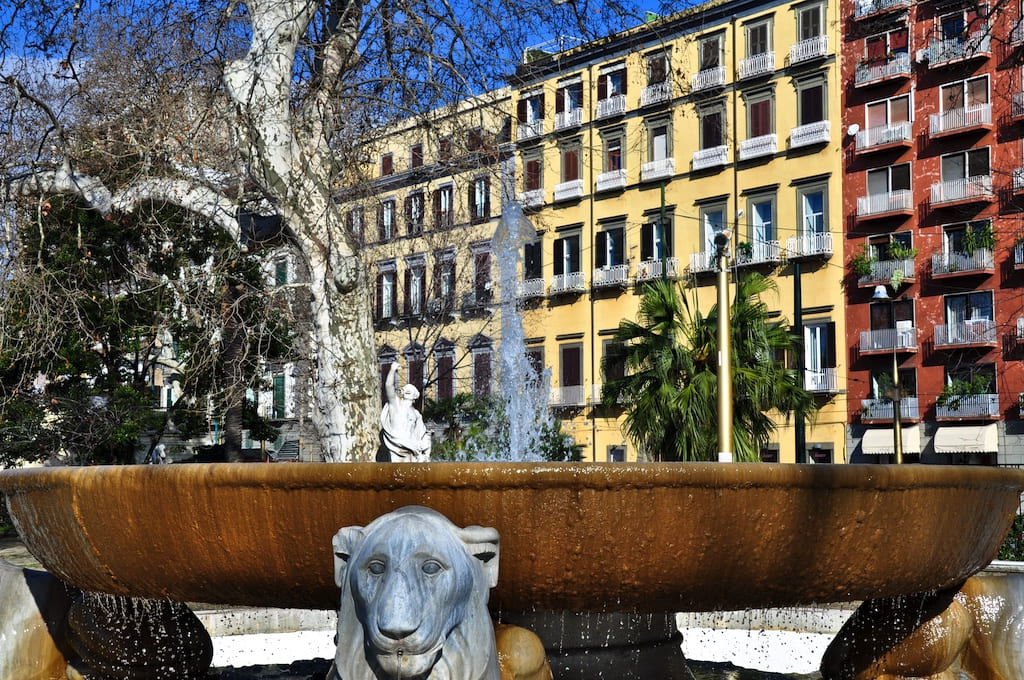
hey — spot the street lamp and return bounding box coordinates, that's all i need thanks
[715,228,733,463]
[872,284,904,464]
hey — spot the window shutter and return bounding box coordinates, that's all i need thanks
[483,178,491,217]
[562,346,582,386]
[825,322,837,369]
[598,74,608,100]
[620,69,628,94]
[433,190,441,227]
[438,355,454,400]
[538,93,545,119]
[389,275,398,318]
[612,228,624,265]
[595,231,608,268]
[553,238,565,276]
[432,260,442,299]
[525,241,542,279]
[517,98,527,122]
[555,88,565,114]
[569,236,580,273]
[641,223,653,261]
[467,184,477,220]
[375,274,384,320]
[563,148,579,181]
[664,220,673,253]
[474,352,492,396]
[573,82,583,109]
[403,269,411,316]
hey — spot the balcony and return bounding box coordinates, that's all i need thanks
[691,66,726,93]
[1014,168,1024,194]
[641,81,672,107]
[553,179,584,202]
[804,368,838,393]
[550,271,586,295]
[592,264,630,288]
[860,327,918,354]
[934,319,997,348]
[936,393,999,420]
[853,0,911,20]
[861,397,919,422]
[854,53,911,87]
[738,52,775,80]
[858,258,915,287]
[595,169,627,193]
[550,385,586,408]
[517,278,545,300]
[689,250,718,275]
[928,103,992,138]
[931,249,994,277]
[929,176,994,207]
[1013,23,1024,46]
[516,119,544,142]
[641,157,676,183]
[855,121,912,153]
[596,94,627,120]
[856,190,914,220]
[735,240,782,267]
[517,189,544,209]
[790,121,830,149]
[790,35,829,64]
[738,134,777,161]
[917,31,991,67]
[636,257,680,281]
[786,232,833,260]
[1014,93,1024,120]
[554,108,583,131]
[692,145,728,171]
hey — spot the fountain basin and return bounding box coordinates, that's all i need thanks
[1,462,1021,612]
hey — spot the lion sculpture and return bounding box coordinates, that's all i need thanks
[821,572,1024,680]
[328,506,550,680]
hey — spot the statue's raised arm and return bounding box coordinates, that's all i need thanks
[379,362,431,462]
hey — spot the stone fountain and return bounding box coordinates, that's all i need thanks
[2,461,1023,678]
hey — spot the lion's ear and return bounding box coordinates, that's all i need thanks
[332,526,365,587]
[458,525,500,589]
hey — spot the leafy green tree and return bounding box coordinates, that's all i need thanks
[0,197,288,466]
[602,274,815,462]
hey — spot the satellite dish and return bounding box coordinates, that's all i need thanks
[847,123,860,137]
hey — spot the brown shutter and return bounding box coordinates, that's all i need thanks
[598,74,607,100]
[517,98,527,122]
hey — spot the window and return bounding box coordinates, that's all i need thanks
[560,343,583,391]
[797,3,823,39]
[646,51,669,85]
[346,206,364,245]
[940,76,989,112]
[433,184,454,228]
[378,199,396,241]
[604,134,623,171]
[699,34,723,69]
[380,153,394,177]
[375,261,398,322]
[865,27,908,63]
[699,105,725,149]
[472,341,492,397]
[943,219,991,255]
[648,120,671,161]
[405,190,425,235]
[472,247,492,305]
[467,127,484,151]
[945,363,994,393]
[595,226,625,268]
[411,143,424,168]
[602,339,626,383]
[797,183,827,235]
[553,233,581,275]
[433,249,456,311]
[524,241,543,280]
[597,64,627,100]
[746,20,771,56]
[804,321,836,386]
[870,297,914,332]
[518,91,544,125]
[808,445,833,464]
[748,195,775,245]
[272,374,286,419]
[796,78,826,125]
[641,218,672,262]
[556,78,583,116]
[274,257,288,286]
[868,232,912,261]
[404,346,426,409]
[435,345,455,401]
[939,8,982,41]
[404,256,426,318]
[747,94,773,138]
[867,162,911,195]
[941,148,990,181]
[524,156,543,191]
[945,291,994,325]
[866,95,910,128]
[438,136,452,161]
[869,367,916,400]
[525,345,545,381]
[607,446,626,462]
[700,204,727,255]
[469,176,490,223]
[561,144,581,182]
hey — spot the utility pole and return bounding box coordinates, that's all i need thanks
[715,230,733,462]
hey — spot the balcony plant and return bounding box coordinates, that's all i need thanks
[850,245,875,277]
[936,374,992,411]
[736,241,753,259]
[886,242,918,261]
[962,223,995,257]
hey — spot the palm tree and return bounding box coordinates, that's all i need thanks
[602,274,815,461]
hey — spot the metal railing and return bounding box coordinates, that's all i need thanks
[553,179,584,202]
[516,119,544,142]
[857,258,914,286]
[692,146,728,171]
[861,397,919,421]
[786,232,833,259]
[636,257,680,280]
[855,53,911,86]
[738,52,775,79]
[931,248,993,276]
[593,265,630,288]
[596,94,626,119]
[517,189,544,209]
[554,108,583,131]
[790,35,828,64]
[860,327,917,352]
[595,169,627,193]
[691,66,726,92]
[640,81,672,107]
[929,103,992,136]
[857,189,913,217]
[856,121,912,150]
[854,0,911,19]
[804,368,837,393]
[641,157,675,182]
[934,319,997,347]
[689,251,717,274]
[550,271,586,294]
[930,176,994,205]
[919,31,991,65]
[790,121,830,148]
[517,278,545,299]
[936,393,999,419]
[738,134,777,161]
[550,385,586,407]
[735,240,781,266]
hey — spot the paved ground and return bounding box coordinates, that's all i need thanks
[0,535,41,569]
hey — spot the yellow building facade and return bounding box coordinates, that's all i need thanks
[357,0,849,463]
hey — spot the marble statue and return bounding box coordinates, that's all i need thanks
[328,506,552,680]
[821,571,1024,680]
[380,361,431,462]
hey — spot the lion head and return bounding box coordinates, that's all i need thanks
[329,506,501,680]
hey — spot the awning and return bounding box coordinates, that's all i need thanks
[862,425,921,455]
[934,424,998,454]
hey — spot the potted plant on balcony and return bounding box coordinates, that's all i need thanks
[886,242,918,261]
[736,241,753,260]
[936,374,992,411]
[962,222,995,257]
[850,245,875,278]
